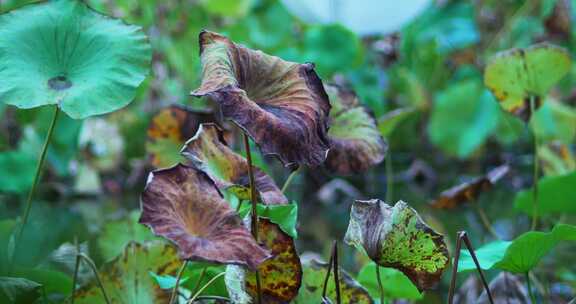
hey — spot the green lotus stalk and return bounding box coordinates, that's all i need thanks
[187,272,226,304]
[281,168,299,193]
[169,260,189,304]
[14,105,59,264]
[243,133,262,304]
[530,96,540,230]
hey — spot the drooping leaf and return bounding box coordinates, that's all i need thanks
[356,262,422,300]
[484,43,571,121]
[74,241,180,303]
[324,84,387,175]
[514,170,576,215]
[98,210,159,261]
[238,203,298,238]
[377,107,418,138]
[294,258,373,304]
[477,272,529,304]
[428,80,500,158]
[181,123,287,204]
[191,30,331,168]
[146,105,221,168]
[226,219,302,303]
[8,268,72,296]
[430,165,509,209]
[0,0,151,118]
[344,200,449,291]
[0,277,41,304]
[459,224,576,273]
[139,164,270,270]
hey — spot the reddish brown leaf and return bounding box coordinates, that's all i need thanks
[324,84,387,175]
[181,123,287,204]
[430,165,509,209]
[191,30,331,168]
[139,164,270,270]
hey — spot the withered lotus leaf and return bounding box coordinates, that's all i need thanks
[146,105,221,168]
[74,241,180,303]
[225,219,302,303]
[182,123,288,204]
[344,200,449,291]
[294,258,373,304]
[430,165,509,209]
[139,164,270,270]
[324,84,387,175]
[191,30,331,168]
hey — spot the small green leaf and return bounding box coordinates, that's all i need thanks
[459,224,576,273]
[0,0,151,118]
[357,262,422,300]
[238,202,298,238]
[377,107,418,138]
[514,171,576,215]
[148,272,189,290]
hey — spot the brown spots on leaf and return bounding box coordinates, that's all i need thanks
[324,84,387,175]
[430,165,510,209]
[244,219,302,303]
[139,164,271,270]
[181,123,288,204]
[191,30,331,168]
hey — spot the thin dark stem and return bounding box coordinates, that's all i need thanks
[375,265,385,304]
[321,243,335,302]
[169,260,189,304]
[332,241,341,304]
[79,253,111,304]
[530,96,540,230]
[448,232,494,304]
[14,105,60,263]
[70,238,81,304]
[281,167,299,193]
[385,151,393,202]
[191,266,208,297]
[474,203,499,239]
[242,133,262,304]
[526,272,537,304]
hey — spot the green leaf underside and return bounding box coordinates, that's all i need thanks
[357,262,422,300]
[0,0,151,118]
[0,277,41,304]
[75,241,181,304]
[238,202,298,238]
[514,171,576,215]
[484,43,570,118]
[458,224,576,273]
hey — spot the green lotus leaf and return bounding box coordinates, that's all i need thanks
[344,200,449,291]
[324,84,387,175]
[539,142,576,177]
[356,262,422,300]
[0,277,41,304]
[139,164,270,270]
[459,224,576,274]
[74,241,180,303]
[484,43,571,121]
[514,170,576,215]
[293,258,373,304]
[191,30,331,168]
[225,219,302,303]
[0,0,151,118]
[182,123,288,205]
[146,105,224,168]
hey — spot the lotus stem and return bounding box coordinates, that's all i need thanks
[187,272,226,304]
[281,167,299,193]
[242,133,262,304]
[14,105,60,265]
[526,272,537,304]
[385,150,393,202]
[78,253,111,304]
[169,260,189,304]
[321,242,334,301]
[332,241,341,304]
[530,96,540,230]
[70,238,81,304]
[448,231,494,304]
[375,265,385,304]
